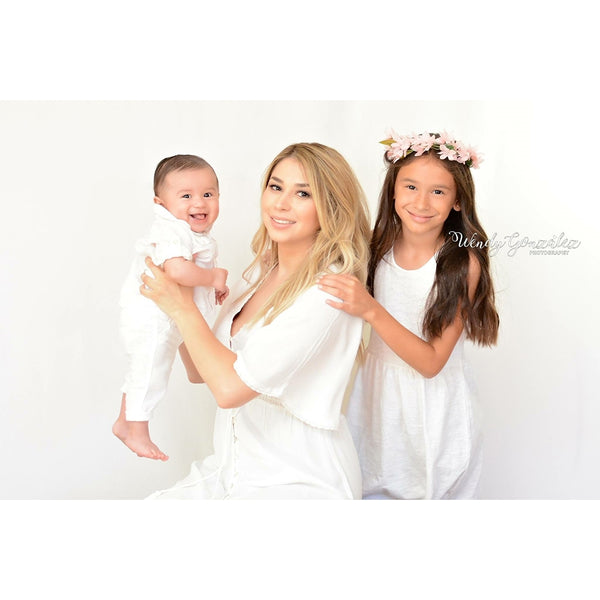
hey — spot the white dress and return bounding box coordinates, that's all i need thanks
[346,250,482,499]
[119,204,218,421]
[148,278,363,499]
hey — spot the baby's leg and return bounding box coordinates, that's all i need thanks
[112,394,169,461]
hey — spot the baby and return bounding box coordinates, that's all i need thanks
[113,154,228,461]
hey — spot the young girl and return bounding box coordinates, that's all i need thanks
[139,143,371,499]
[318,131,499,499]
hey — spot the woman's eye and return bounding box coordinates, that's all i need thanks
[270,184,281,191]
[298,190,311,198]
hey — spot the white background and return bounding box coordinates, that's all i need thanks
[1,99,598,499]
[1,1,599,597]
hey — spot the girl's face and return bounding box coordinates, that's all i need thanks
[394,155,459,237]
[154,167,220,233]
[261,157,320,251]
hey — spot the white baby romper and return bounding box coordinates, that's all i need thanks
[119,204,218,421]
[148,278,363,499]
[346,249,482,499]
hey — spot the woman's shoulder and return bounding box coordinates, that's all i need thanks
[290,279,355,324]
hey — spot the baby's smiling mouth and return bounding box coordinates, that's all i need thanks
[190,213,207,221]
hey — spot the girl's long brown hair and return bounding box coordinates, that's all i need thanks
[368,150,499,346]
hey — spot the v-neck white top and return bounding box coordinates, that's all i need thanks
[148,276,363,499]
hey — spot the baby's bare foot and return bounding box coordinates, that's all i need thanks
[112,415,169,461]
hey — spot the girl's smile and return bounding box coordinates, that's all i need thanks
[394,156,459,237]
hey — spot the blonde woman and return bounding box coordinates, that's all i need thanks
[141,143,371,499]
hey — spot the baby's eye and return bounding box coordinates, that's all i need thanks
[182,194,191,199]
[204,192,213,198]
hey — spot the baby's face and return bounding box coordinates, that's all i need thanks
[155,167,219,233]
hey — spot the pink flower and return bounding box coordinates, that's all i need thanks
[455,144,470,164]
[383,130,482,169]
[464,145,482,168]
[437,130,454,145]
[387,135,412,160]
[439,144,458,161]
[412,132,436,156]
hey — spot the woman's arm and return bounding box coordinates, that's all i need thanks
[178,343,203,383]
[141,258,256,408]
[318,254,481,378]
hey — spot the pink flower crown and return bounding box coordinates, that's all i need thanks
[380,131,482,169]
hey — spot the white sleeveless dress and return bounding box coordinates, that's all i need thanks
[346,249,482,499]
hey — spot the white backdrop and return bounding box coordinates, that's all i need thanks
[1,100,598,499]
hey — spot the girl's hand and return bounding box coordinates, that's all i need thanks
[140,257,195,319]
[318,274,377,321]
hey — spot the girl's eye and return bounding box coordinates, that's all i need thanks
[407,185,416,191]
[433,189,444,195]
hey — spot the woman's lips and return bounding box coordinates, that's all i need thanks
[269,216,296,227]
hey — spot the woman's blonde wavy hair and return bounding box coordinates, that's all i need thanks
[241,142,371,326]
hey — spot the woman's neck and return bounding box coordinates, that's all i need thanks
[274,242,310,281]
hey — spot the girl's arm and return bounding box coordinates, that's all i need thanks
[318,254,481,378]
[178,343,204,383]
[141,258,256,408]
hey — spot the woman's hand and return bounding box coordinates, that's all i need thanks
[317,273,378,322]
[140,257,196,320]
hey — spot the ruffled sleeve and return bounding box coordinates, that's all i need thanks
[135,206,194,265]
[233,285,363,430]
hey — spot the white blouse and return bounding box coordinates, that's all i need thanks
[148,277,364,499]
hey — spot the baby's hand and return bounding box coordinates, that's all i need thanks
[215,286,230,305]
[212,267,228,292]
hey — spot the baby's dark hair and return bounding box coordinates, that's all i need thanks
[153,154,218,195]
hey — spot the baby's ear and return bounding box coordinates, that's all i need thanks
[153,196,163,205]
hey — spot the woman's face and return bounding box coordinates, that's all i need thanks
[261,157,320,252]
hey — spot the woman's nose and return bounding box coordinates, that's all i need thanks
[274,192,291,210]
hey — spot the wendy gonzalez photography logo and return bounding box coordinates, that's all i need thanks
[448,231,582,257]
